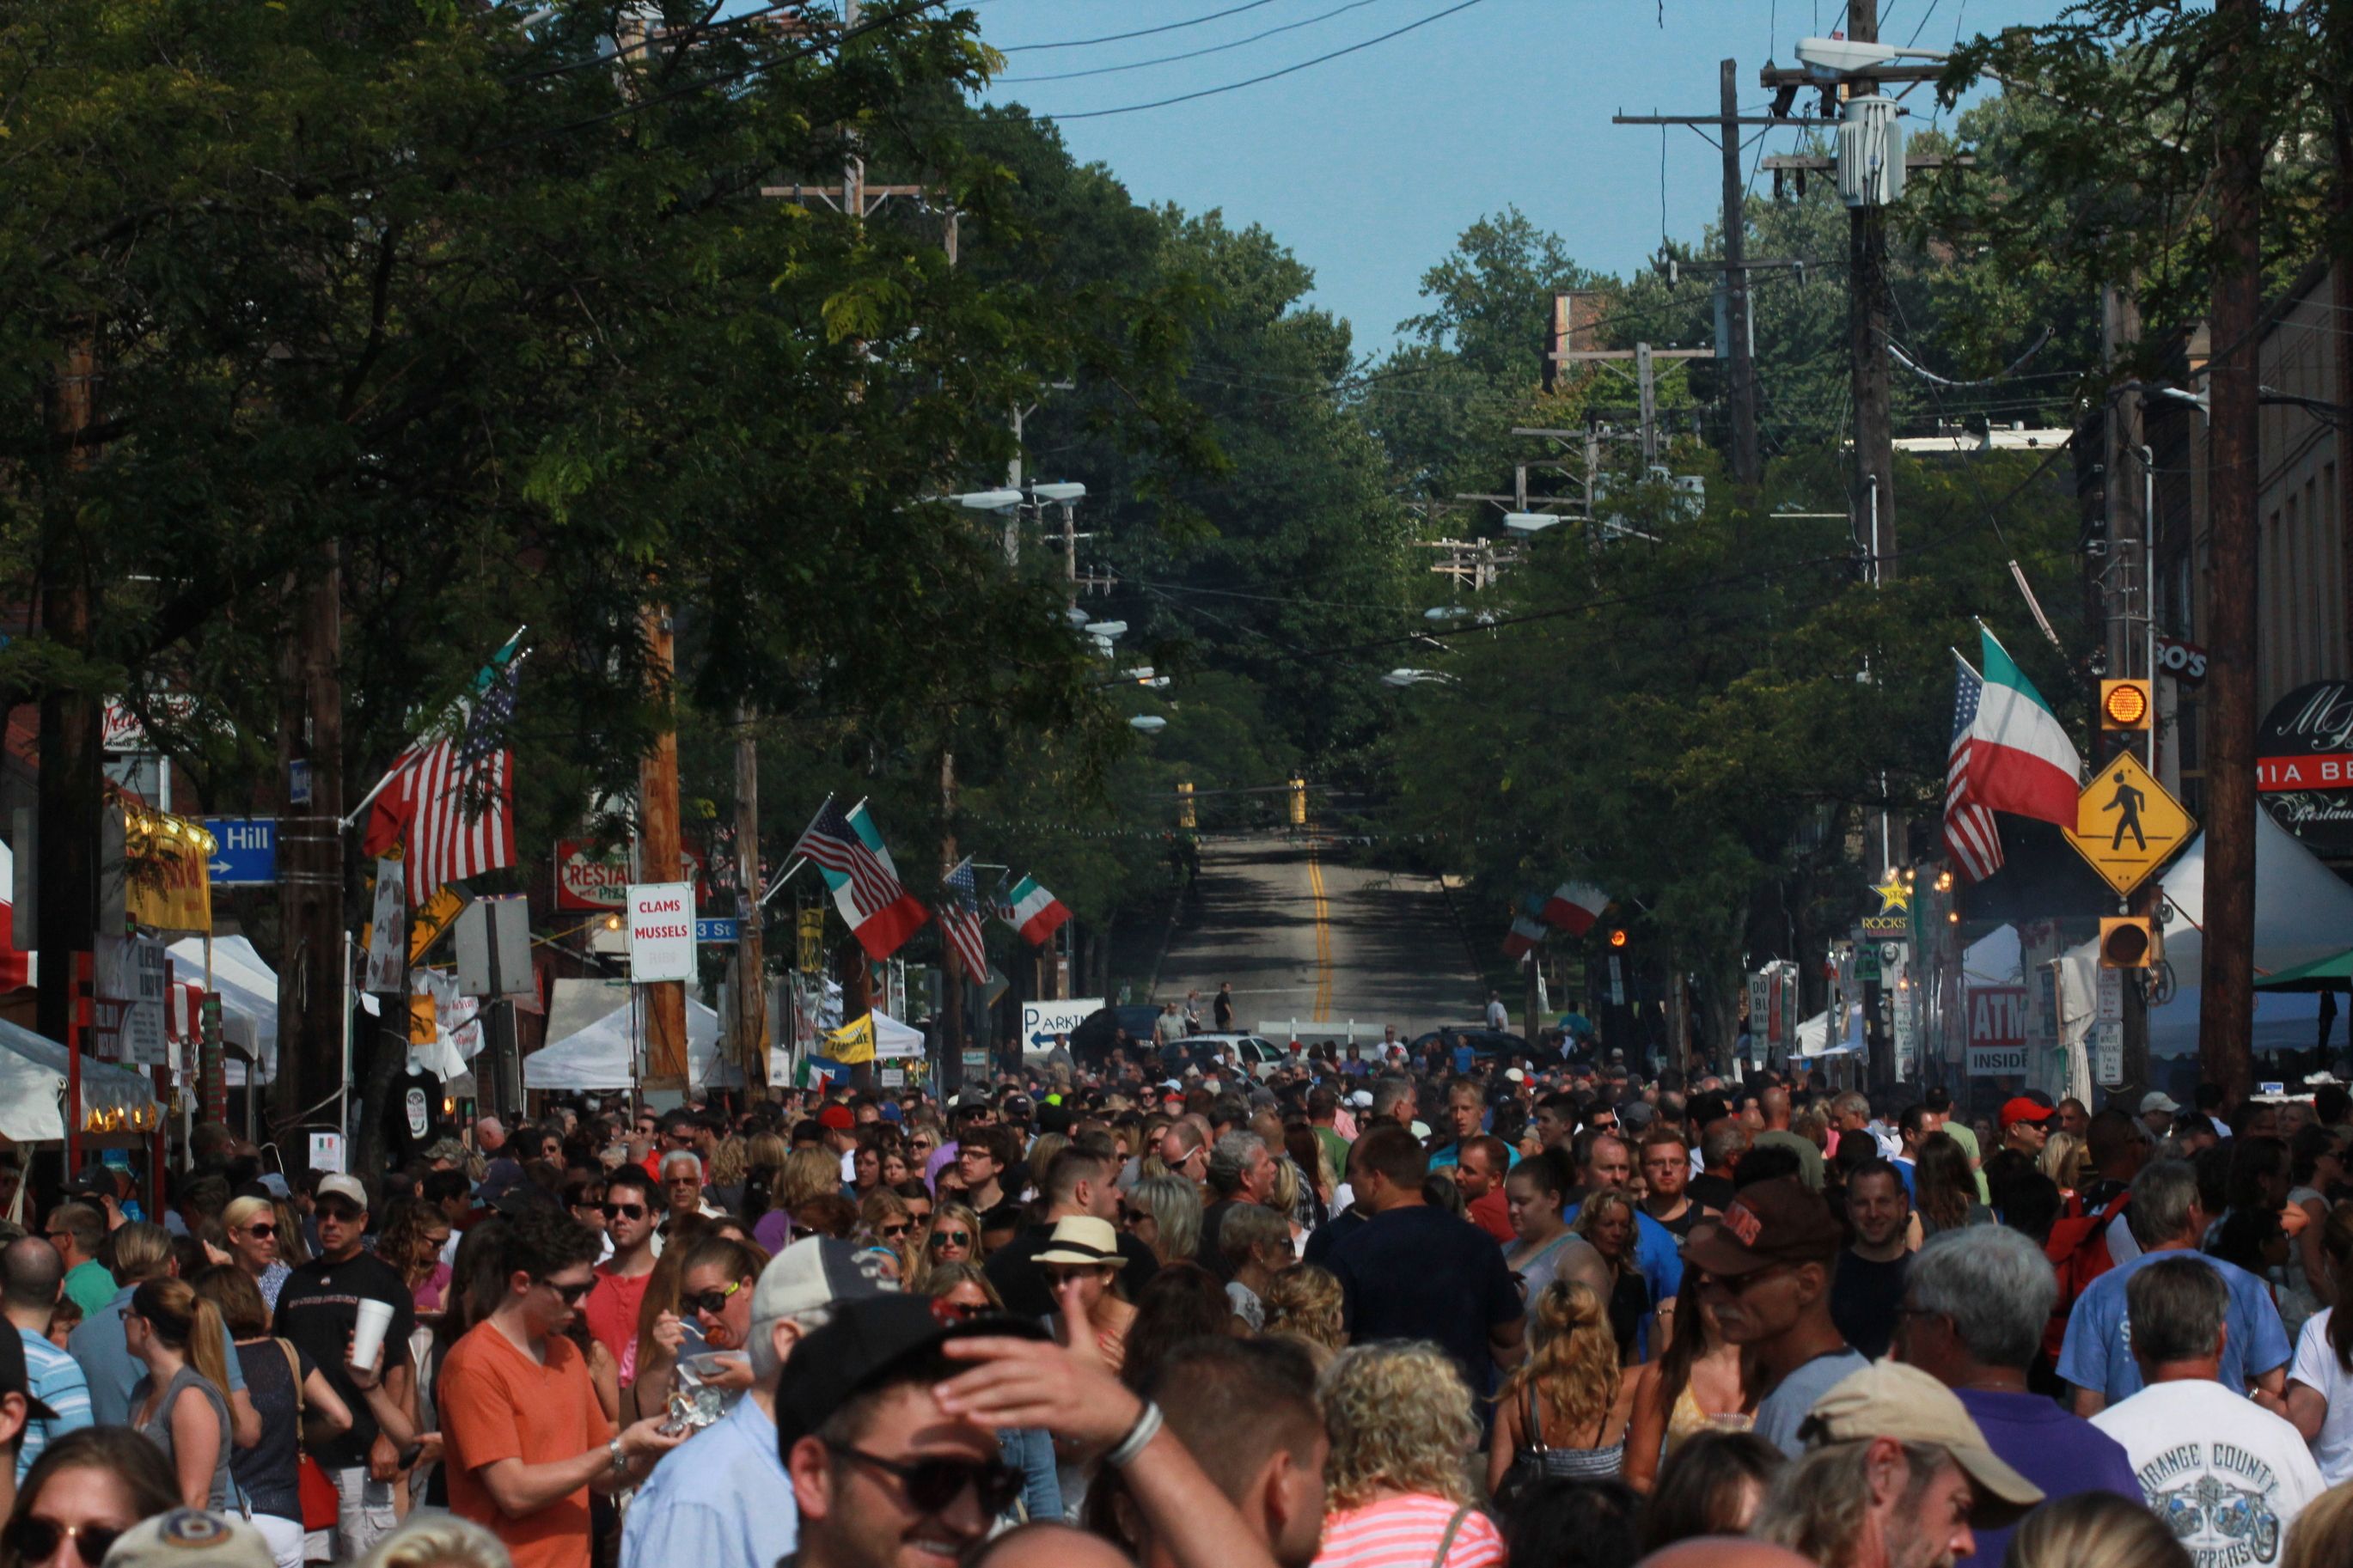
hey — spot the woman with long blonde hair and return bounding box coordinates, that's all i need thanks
[1487,1278,1635,1498]
[914,1201,986,1289]
[125,1276,236,1509]
[1317,1342,1507,1567]
[1260,1263,1345,1364]
[1573,1188,1655,1363]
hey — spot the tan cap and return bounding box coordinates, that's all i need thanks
[99,1509,274,1568]
[1798,1361,2044,1526]
[315,1174,368,1211]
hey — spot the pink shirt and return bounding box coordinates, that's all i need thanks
[1311,1496,1505,1568]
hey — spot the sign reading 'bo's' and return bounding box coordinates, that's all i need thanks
[1966,985,2029,1078]
[626,882,697,984]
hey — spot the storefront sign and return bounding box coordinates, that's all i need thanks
[554,840,631,910]
[2260,682,2353,857]
[1965,984,2027,1078]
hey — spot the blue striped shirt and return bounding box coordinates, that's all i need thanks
[18,1327,92,1480]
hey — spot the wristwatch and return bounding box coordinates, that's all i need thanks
[608,1437,628,1476]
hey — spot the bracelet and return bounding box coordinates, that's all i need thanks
[1105,1400,1164,1469]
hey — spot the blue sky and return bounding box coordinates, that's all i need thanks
[971,0,2066,355]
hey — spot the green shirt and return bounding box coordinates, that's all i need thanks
[63,1259,116,1320]
[1311,1126,1352,1182]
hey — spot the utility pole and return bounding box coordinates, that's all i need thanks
[2200,0,2263,1106]
[639,605,689,1088]
[36,337,100,1056]
[274,546,345,1138]
[2101,284,2153,1094]
[730,702,767,1089]
[1848,0,1897,580]
[1720,58,1761,485]
[938,747,964,1097]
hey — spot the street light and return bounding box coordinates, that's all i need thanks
[1032,482,1087,503]
[1503,512,1563,536]
[1792,36,1947,75]
[1127,715,1167,734]
[1381,669,1457,688]
[954,488,1024,511]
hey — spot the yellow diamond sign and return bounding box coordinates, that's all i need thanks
[2065,750,2196,896]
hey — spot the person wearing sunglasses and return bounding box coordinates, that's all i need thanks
[272,1174,419,1559]
[916,1205,985,1290]
[437,1204,687,1568]
[785,1293,1287,1568]
[579,1171,660,1388]
[0,1426,180,1568]
[219,1198,289,1318]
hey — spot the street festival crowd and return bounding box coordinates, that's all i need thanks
[8,1013,2353,1568]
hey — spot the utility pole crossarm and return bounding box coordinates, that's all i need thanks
[1551,348,1715,362]
[1612,114,1841,125]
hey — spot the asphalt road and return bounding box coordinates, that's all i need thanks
[1158,834,1486,1041]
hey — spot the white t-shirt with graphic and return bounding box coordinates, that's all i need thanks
[2091,1378,2325,1565]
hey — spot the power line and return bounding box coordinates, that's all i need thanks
[998,0,1388,82]
[1030,0,1488,120]
[999,0,1287,52]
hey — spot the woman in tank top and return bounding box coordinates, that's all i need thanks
[125,1277,236,1510]
[1623,1267,1754,1492]
[1487,1278,1639,1497]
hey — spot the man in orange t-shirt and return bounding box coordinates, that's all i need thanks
[438,1203,684,1568]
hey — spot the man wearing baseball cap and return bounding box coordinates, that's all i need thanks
[272,1174,416,1558]
[1754,1359,2042,1567]
[779,1296,1284,1568]
[2140,1089,2181,1139]
[96,1507,276,1568]
[620,1239,895,1568]
[1685,1176,1867,1457]
[1998,1096,2057,1157]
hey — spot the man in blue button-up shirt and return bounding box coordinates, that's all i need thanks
[620,1238,895,1568]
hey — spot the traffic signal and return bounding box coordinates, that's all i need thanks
[1607,927,1629,949]
[2099,916,2158,969]
[1287,778,1307,827]
[2100,679,2152,731]
[1176,781,1195,830]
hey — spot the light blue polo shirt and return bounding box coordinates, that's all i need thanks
[620,1390,795,1568]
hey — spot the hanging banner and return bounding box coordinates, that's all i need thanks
[364,859,407,993]
[121,808,214,935]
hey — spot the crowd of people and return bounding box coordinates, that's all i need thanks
[7,1026,2353,1568]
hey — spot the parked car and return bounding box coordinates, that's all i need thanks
[1164,1033,1288,1082]
[1067,1004,1166,1063]
[1409,1026,1531,1062]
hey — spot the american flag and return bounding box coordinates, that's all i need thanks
[938,858,989,978]
[790,797,910,924]
[359,643,525,901]
[1945,653,2003,882]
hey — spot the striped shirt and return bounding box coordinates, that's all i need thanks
[18,1327,93,1480]
[1311,1495,1505,1568]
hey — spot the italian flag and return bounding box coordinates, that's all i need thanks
[1540,881,1610,936]
[1502,913,1548,961]
[1966,628,2082,825]
[1003,873,1071,946]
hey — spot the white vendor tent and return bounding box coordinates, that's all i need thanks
[2145,809,2353,1058]
[523,978,737,1091]
[166,935,279,1085]
[0,1016,159,1144]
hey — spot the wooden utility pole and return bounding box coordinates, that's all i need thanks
[639,605,689,1088]
[730,702,767,1089]
[274,546,345,1136]
[36,337,100,1053]
[938,747,964,1096]
[1720,59,1761,485]
[2199,0,2264,1106]
[2101,285,2154,1095]
[1848,0,1897,580]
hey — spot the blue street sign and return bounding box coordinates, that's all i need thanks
[202,818,277,886]
[695,917,740,944]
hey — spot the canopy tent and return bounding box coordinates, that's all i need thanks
[2254,948,2353,992]
[523,978,737,1091]
[0,1016,159,1144]
[2145,809,2353,1057]
[166,936,278,1085]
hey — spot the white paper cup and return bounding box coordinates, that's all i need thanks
[350,1298,394,1371]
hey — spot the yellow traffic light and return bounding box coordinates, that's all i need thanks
[2099,916,2157,969]
[1177,781,1196,830]
[1287,778,1307,827]
[2100,679,2152,730]
[1607,928,1629,949]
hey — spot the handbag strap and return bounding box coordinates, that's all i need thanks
[1429,1504,1472,1568]
[1521,1383,1549,1456]
[276,1339,303,1414]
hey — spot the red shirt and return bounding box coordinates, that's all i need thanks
[1467,1187,1514,1245]
[581,1266,652,1386]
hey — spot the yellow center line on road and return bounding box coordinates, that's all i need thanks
[1307,834,1333,1022]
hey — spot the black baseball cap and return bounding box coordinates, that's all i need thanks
[773,1294,1045,1460]
[0,1329,58,1421]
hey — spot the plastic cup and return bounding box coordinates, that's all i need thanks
[350,1298,394,1371]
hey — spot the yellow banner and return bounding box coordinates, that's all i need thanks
[827,1013,875,1064]
[123,808,213,936]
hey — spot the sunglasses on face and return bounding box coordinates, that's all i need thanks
[828,1444,1024,1516]
[240,1223,277,1240]
[6,1517,123,1564]
[602,1202,647,1220]
[686,1280,745,1317]
[928,1231,973,1251]
[1119,1208,1152,1227]
[541,1277,596,1304]
[317,1205,364,1223]
[878,1223,912,1239]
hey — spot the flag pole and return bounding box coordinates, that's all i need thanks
[760,793,835,908]
[338,635,532,833]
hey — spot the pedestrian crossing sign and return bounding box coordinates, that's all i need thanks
[2064,750,2195,895]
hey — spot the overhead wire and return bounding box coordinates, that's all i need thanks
[996,0,1389,82]
[998,0,1287,52]
[1027,0,1489,119]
